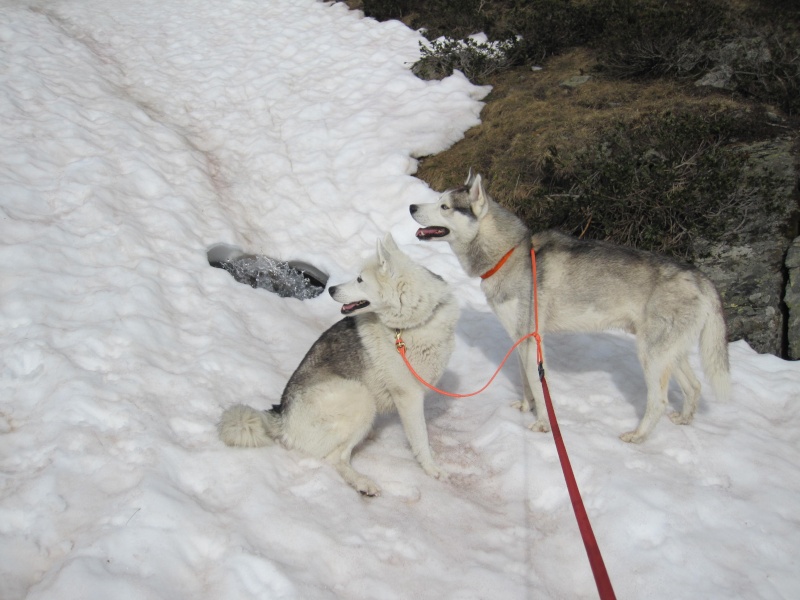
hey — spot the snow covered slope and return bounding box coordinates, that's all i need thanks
[2,1,799,598]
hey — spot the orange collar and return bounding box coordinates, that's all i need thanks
[480,246,516,279]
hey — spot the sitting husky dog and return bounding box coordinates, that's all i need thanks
[218,234,458,495]
[410,172,730,443]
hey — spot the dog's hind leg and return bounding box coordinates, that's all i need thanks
[327,444,381,497]
[669,356,701,425]
[322,405,380,496]
[620,340,672,443]
[620,366,671,443]
[292,381,379,495]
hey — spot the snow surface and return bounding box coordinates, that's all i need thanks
[2,1,800,598]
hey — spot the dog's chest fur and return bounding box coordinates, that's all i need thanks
[358,297,458,409]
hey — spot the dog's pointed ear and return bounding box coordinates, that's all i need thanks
[376,236,395,275]
[468,173,490,219]
[381,232,401,255]
[465,168,475,186]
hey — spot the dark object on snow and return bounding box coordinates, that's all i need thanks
[207,244,328,300]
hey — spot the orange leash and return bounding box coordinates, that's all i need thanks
[395,247,542,395]
[396,246,617,600]
[395,328,539,398]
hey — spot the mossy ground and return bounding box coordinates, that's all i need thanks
[413,48,787,257]
[346,0,798,260]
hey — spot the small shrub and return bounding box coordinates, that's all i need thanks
[509,109,776,258]
[597,0,728,78]
[730,27,800,115]
[488,0,604,64]
[361,0,800,115]
[364,0,607,64]
[361,0,491,39]
[596,0,800,114]
[412,37,517,82]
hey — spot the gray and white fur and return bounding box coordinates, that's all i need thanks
[410,172,730,442]
[218,234,459,494]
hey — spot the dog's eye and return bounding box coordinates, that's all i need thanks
[357,276,363,283]
[440,204,450,211]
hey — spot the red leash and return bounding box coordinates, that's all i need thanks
[540,375,617,599]
[396,247,616,600]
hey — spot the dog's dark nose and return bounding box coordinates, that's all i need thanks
[409,205,417,214]
[328,285,337,297]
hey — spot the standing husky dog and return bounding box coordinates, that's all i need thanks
[410,173,730,443]
[218,234,458,495]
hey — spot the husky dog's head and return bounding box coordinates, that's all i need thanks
[409,170,488,248]
[328,233,451,329]
[409,171,529,277]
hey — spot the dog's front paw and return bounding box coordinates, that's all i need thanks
[510,399,531,412]
[353,476,381,497]
[619,430,646,444]
[668,411,693,426]
[422,462,450,482]
[528,419,551,433]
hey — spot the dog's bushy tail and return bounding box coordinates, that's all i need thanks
[218,404,280,447]
[699,291,732,402]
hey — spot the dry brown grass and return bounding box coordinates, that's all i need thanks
[413,48,786,258]
[416,48,749,206]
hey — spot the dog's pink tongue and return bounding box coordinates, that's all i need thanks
[341,302,358,313]
[416,227,438,238]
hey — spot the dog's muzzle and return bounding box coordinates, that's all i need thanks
[409,205,449,240]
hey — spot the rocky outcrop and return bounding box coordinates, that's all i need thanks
[560,75,591,88]
[693,37,773,92]
[695,240,788,356]
[693,137,798,358]
[785,237,800,359]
